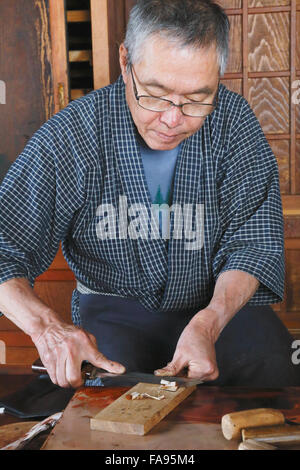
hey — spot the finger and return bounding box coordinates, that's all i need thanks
[55,354,70,388]
[65,355,85,389]
[87,348,126,374]
[154,360,184,377]
[41,353,58,386]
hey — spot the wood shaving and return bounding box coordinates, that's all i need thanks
[126,391,165,401]
[159,379,178,392]
[142,393,165,401]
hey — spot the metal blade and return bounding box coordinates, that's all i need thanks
[87,368,203,387]
[32,359,203,387]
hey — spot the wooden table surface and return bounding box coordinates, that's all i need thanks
[1,367,300,451]
[42,384,300,451]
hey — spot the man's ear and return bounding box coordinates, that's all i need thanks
[119,43,129,84]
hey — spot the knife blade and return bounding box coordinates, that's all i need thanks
[32,358,203,387]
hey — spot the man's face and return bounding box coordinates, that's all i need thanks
[120,35,220,151]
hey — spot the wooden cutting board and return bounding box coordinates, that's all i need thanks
[90,382,196,435]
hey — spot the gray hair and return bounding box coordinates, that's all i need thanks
[124,0,230,76]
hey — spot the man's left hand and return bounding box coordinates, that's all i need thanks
[154,308,219,381]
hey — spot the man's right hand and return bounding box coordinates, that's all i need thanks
[0,278,125,389]
[31,321,126,388]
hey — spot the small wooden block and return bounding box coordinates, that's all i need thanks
[90,382,196,436]
[238,439,277,451]
[242,424,300,446]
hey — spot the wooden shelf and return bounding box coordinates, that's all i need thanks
[67,9,90,22]
[69,49,92,63]
[71,88,92,100]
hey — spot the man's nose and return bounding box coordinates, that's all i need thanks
[159,105,184,128]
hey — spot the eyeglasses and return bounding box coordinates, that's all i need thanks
[130,65,219,118]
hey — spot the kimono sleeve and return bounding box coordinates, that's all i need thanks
[0,119,80,292]
[212,100,285,305]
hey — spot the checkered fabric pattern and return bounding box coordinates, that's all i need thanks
[0,76,285,326]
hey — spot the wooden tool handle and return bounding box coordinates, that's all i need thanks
[242,424,300,447]
[221,408,285,441]
[32,358,93,381]
[238,439,277,450]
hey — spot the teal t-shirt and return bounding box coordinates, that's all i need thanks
[140,140,182,238]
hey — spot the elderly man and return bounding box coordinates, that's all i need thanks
[0,0,299,389]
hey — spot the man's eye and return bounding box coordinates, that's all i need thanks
[186,96,207,103]
[147,92,168,99]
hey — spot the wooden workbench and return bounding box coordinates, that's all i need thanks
[1,367,300,451]
[42,385,300,450]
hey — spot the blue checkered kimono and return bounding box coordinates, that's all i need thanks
[0,76,285,326]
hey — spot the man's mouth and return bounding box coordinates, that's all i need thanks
[154,131,180,141]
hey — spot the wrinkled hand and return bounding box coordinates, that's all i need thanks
[31,321,125,388]
[154,310,219,382]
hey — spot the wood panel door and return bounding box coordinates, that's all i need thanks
[0,0,54,184]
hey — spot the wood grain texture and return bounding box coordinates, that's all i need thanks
[248,77,290,134]
[0,0,53,183]
[107,0,126,83]
[90,383,196,436]
[268,140,290,194]
[249,0,290,6]
[90,0,110,89]
[283,195,300,211]
[296,93,300,134]
[297,12,300,71]
[296,141,300,193]
[285,250,300,311]
[221,408,285,441]
[219,0,242,8]
[226,15,242,73]
[242,424,300,447]
[49,0,70,112]
[284,216,300,238]
[249,13,290,72]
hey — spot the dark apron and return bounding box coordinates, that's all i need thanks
[79,293,198,373]
[79,293,300,387]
